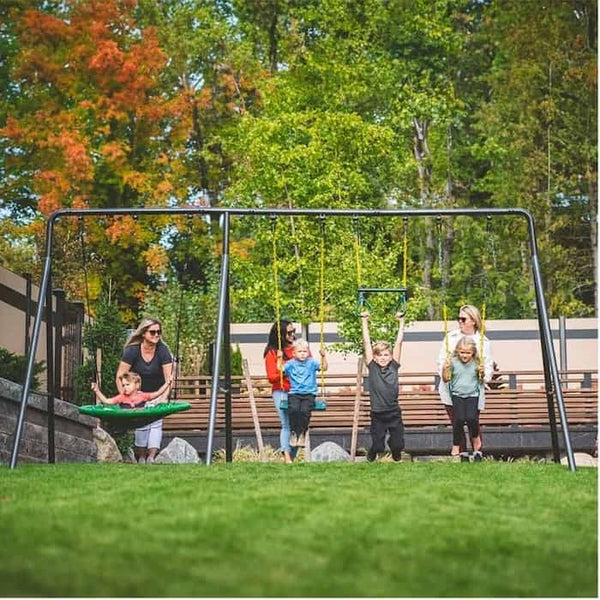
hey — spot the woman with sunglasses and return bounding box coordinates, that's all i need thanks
[264,320,299,463]
[116,317,173,464]
[436,305,493,461]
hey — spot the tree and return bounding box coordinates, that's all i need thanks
[471,0,596,316]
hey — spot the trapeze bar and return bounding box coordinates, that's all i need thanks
[358,287,407,294]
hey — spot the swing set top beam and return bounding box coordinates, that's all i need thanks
[47,206,532,222]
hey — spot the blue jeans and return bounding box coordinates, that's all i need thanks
[273,390,297,458]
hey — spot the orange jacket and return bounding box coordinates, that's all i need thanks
[264,346,295,392]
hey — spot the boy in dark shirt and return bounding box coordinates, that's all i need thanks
[360,311,405,462]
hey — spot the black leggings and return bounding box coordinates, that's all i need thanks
[288,393,314,437]
[451,395,480,447]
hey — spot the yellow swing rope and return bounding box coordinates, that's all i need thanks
[353,218,362,290]
[479,302,486,380]
[443,303,450,360]
[271,218,284,389]
[319,220,326,399]
[402,219,408,290]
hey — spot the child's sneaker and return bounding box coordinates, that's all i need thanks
[473,451,483,462]
[460,452,470,463]
[146,456,155,464]
[137,457,146,464]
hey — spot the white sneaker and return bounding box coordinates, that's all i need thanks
[146,456,155,464]
[137,457,146,464]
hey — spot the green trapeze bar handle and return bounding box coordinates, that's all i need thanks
[357,287,407,294]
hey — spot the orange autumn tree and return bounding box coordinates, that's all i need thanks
[1,0,261,321]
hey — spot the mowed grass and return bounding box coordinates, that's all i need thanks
[0,461,596,597]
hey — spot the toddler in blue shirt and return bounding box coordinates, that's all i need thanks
[279,338,328,448]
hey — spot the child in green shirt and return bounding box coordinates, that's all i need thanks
[442,336,485,462]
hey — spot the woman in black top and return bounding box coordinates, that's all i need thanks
[116,317,173,463]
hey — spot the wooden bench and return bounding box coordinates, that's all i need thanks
[164,370,598,433]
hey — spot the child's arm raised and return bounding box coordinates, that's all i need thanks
[392,313,405,363]
[91,381,112,405]
[441,359,452,383]
[360,312,373,364]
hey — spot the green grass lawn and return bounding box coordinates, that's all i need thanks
[0,461,596,597]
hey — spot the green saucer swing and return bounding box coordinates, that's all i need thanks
[78,402,191,430]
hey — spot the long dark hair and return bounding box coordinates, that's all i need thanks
[263,319,293,357]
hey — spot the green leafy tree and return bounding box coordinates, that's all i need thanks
[471,0,596,316]
[142,280,218,376]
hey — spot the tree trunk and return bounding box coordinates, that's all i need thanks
[268,10,279,73]
[442,220,454,292]
[413,118,435,317]
[191,99,212,206]
[587,166,597,313]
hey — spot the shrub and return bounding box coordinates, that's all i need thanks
[0,347,45,391]
[74,291,127,406]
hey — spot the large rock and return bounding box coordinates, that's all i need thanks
[311,441,351,463]
[93,427,122,463]
[156,437,200,464]
[560,453,597,468]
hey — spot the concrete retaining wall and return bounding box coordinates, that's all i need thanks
[0,377,97,465]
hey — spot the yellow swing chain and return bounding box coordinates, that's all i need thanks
[271,217,284,389]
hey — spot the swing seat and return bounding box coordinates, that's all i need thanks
[314,399,326,411]
[78,402,191,430]
[280,398,326,410]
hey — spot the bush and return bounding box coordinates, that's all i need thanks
[220,344,244,377]
[74,292,132,453]
[0,347,45,391]
[74,291,127,406]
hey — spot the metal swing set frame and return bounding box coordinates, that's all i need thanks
[8,207,576,471]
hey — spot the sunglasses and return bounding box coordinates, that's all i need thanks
[457,317,468,323]
[147,329,161,335]
[286,329,296,335]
